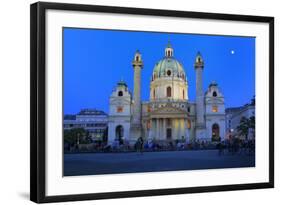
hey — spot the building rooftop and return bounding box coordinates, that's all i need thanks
[63,114,76,120]
[226,104,255,114]
[77,109,108,116]
[225,107,244,113]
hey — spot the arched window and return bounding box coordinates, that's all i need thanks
[136,56,139,61]
[167,86,172,97]
[117,106,123,113]
[212,105,218,113]
[183,90,185,99]
[213,91,217,97]
[118,91,123,96]
[153,89,156,99]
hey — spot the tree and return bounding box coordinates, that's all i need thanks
[236,117,250,140]
[102,127,108,143]
[236,116,255,140]
[64,128,91,145]
[249,116,255,139]
[250,96,256,106]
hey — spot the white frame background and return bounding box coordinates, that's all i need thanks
[45,9,270,196]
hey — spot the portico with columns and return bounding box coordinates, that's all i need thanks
[142,101,196,142]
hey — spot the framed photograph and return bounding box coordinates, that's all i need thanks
[30,2,274,203]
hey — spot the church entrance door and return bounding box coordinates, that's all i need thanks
[167,128,172,140]
[212,123,220,142]
[115,125,124,144]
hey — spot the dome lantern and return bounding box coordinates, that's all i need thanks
[165,40,174,57]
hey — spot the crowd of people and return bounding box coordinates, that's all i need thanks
[216,138,255,155]
[65,136,255,155]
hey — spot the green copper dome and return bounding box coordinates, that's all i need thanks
[152,42,186,80]
[117,79,127,87]
[152,57,186,79]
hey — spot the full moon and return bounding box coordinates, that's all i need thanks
[231,50,235,54]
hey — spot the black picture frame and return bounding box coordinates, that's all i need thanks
[30,2,274,203]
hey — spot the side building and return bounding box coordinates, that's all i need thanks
[225,103,255,140]
[63,109,108,141]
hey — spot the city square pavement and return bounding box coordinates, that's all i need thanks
[64,150,255,176]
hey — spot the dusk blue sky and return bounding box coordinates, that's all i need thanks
[63,28,255,115]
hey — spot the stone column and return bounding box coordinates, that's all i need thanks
[130,51,143,140]
[132,57,142,125]
[156,118,160,139]
[184,118,189,142]
[171,119,174,140]
[175,118,178,140]
[151,119,155,139]
[163,118,167,139]
[161,118,164,140]
[159,118,162,139]
[195,64,204,127]
[194,52,206,140]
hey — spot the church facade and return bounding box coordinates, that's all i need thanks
[108,42,225,144]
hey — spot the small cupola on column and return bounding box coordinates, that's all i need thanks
[165,40,174,57]
[132,50,143,68]
[194,51,204,69]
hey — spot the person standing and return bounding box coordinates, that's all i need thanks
[137,137,144,154]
